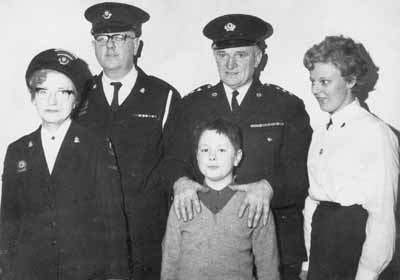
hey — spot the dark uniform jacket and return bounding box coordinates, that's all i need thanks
[162,79,312,265]
[0,121,129,280]
[75,67,180,279]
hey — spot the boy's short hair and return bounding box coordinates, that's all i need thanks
[193,118,243,153]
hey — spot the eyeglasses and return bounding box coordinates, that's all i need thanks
[34,88,75,99]
[93,33,135,46]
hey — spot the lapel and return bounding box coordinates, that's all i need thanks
[209,82,233,120]
[51,121,81,180]
[27,127,50,177]
[237,79,274,123]
[118,67,148,111]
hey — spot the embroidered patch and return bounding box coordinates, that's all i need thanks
[17,160,27,173]
[250,122,285,128]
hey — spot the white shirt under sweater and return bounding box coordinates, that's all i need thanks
[102,66,137,106]
[40,118,71,174]
[302,99,399,280]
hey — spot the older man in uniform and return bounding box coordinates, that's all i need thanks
[75,2,180,280]
[162,14,312,280]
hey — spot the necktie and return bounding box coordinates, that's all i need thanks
[110,82,122,112]
[326,118,333,130]
[231,90,240,114]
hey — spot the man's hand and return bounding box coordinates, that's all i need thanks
[230,179,273,228]
[299,270,308,280]
[173,177,209,221]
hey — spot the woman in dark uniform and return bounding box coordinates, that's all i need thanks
[300,35,399,280]
[0,49,129,280]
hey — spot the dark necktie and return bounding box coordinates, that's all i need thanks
[326,118,333,130]
[231,90,240,114]
[110,82,122,112]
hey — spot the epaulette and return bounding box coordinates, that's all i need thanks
[263,83,293,96]
[187,84,213,95]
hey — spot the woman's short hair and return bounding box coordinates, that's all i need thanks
[27,69,79,102]
[303,35,368,87]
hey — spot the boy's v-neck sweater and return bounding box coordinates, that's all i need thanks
[161,189,280,280]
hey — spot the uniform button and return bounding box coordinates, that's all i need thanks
[51,240,57,246]
[267,137,273,142]
[50,221,56,227]
[49,203,55,209]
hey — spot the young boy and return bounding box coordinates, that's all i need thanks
[161,118,280,280]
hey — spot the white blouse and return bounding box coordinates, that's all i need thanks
[303,99,399,280]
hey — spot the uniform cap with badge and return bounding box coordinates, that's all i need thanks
[203,14,273,49]
[84,2,150,36]
[25,49,92,97]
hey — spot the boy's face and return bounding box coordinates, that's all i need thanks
[196,130,242,189]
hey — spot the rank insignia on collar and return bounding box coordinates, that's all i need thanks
[224,22,236,32]
[73,136,80,143]
[102,10,112,19]
[17,160,27,173]
[256,92,262,98]
[28,141,33,148]
[140,88,146,94]
[92,83,97,89]
[211,92,218,97]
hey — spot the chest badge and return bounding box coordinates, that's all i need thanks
[211,92,218,97]
[17,160,27,173]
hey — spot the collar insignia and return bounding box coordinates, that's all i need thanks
[73,136,80,143]
[224,22,236,32]
[140,88,146,94]
[28,141,33,148]
[102,10,112,20]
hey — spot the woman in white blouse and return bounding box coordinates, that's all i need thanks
[300,35,399,280]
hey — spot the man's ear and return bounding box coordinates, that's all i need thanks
[254,47,263,68]
[133,38,143,57]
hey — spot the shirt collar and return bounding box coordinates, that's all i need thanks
[102,66,138,89]
[41,118,71,140]
[222,81,252,105]
[330,98,363,128]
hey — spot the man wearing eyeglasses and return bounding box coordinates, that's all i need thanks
[75,2,180,280]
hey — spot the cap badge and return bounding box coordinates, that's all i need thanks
[102,10,112,20]
[55,49,76,65]
[224,22,236,32]
[17,160,27,173]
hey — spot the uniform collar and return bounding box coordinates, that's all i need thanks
[41,118,71,140]
[330,98,363,128]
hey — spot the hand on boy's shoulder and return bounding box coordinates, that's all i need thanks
[173,176,209,222]
[230,179,273,228]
